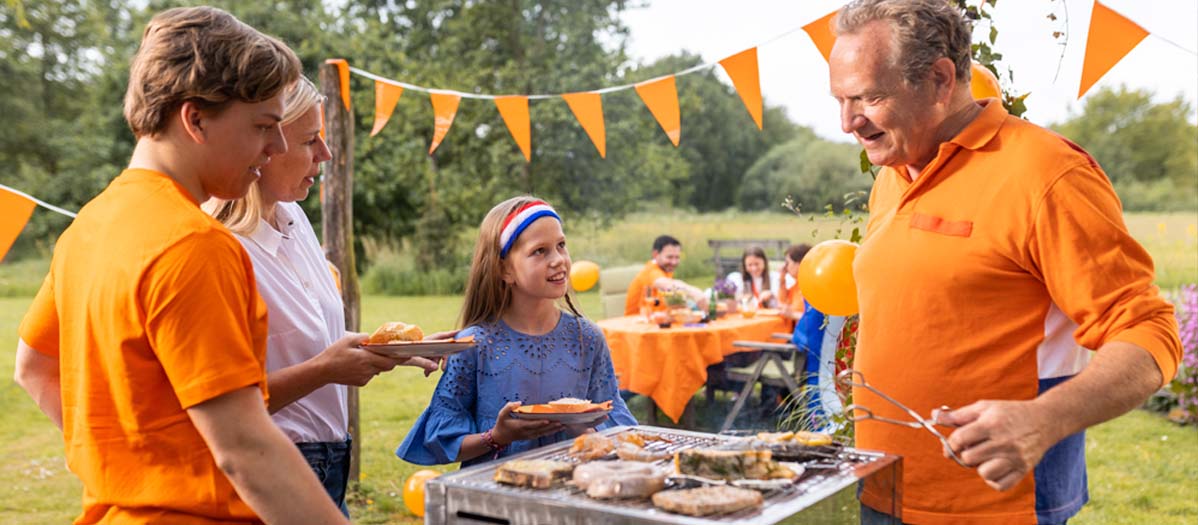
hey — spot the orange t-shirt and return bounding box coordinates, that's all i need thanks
[623,260,671,315]
[853,101,1181,524]
[19,169,270,525]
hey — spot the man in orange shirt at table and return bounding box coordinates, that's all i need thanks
[828,1,1182,524]
[12,7,347,525]
[624,235,708,315]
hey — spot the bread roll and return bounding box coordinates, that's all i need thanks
[368,321,424,344]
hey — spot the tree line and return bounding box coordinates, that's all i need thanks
[1,1,1194,270]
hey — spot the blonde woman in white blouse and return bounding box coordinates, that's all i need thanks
[204,77,439,517]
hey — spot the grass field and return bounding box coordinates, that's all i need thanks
[0,210,1195,523]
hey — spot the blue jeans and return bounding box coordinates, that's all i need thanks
[296,438,352,518]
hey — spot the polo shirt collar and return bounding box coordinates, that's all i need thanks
[247,218,287,257]
[949,98,1007,151]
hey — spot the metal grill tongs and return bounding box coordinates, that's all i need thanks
[836,370,969,468]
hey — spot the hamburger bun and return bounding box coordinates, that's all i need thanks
[367,321,424,344]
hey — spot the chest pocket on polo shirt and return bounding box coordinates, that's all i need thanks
[910,212,973,237]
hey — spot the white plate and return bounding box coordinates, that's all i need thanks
[509,409,612,425]
[362,340,474,358]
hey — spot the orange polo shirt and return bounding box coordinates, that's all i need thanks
[19,169,270,525]
[624,260,671,315]
[853,101,1180,524]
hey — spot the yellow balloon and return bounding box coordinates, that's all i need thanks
[970,62,1001,100]
[403,469,441,517]
[797,240,859,316]
[570,260,600,292]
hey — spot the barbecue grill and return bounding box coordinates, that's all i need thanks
[424,425,901,525]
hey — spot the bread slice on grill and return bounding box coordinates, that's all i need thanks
[652,485,763,516]
[493,460,574,489]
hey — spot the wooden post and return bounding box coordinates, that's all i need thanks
[319,61,362,481]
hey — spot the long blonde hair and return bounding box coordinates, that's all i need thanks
[202,76,324,234]
[460,195,582,329]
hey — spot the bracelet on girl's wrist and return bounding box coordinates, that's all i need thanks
[482,428,507,452]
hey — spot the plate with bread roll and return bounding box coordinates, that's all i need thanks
[361,321,476,358]
[509,397,613,425]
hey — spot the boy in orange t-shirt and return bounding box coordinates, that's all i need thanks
[14,7,347,525]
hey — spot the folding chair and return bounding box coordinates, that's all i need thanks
[718,338,808,432]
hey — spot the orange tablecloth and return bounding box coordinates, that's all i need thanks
[598,313,788,423]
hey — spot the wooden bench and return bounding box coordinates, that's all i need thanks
[707,238,791,278]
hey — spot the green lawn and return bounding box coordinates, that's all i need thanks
[0,210,1195,523]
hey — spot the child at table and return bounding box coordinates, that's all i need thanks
[397,196,637,467]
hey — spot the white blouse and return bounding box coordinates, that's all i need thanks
[236,202,347,443]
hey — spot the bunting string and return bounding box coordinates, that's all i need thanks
[0,184,77,218]
[348,62,714,100]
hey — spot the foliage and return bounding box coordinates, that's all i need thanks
[737,130,871,214]
[0,0,796,268]
[1052,86,1198,211]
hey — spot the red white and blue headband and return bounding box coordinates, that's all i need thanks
[499,200,561,258]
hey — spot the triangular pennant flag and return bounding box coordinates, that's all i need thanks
[562,92,606,158]
[428,92,461,155]
[494,96,532,162]
[370,81,404,137]
[803,9,838,63]
[719,47,764,130]
[0,187,36,262]
[1078,1,1149,98]
[325,59,351,111]
[635,75,681,147]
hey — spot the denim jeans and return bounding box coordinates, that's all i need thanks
[296,438,352,518]
[860,503,903,525]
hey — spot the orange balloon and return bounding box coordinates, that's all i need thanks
[970,62,1001,100]
[403,469,441,517]
[797,240,859,316]
[570,260,600,292]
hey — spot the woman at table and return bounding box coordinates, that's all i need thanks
[204,77,440,516]
[725,246,781,308]
[397,196,637,467]
[779,243,813,326]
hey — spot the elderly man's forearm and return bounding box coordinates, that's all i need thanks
[1032,341,1162,441]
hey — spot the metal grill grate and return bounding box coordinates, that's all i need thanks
[430,426,897,524]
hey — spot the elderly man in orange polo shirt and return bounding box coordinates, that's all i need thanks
[624,234,708,316]
[828,1,1182,524]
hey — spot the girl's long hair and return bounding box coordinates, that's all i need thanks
[460,195,582,329]
[740,246,771,293]
[202,76,324,234]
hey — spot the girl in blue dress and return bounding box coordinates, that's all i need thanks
[397,196,637,466]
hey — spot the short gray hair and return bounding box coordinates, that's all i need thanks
[833,0,973,86]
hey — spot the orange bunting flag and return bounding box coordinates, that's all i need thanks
[495,96,532,162]
[719,47,764,130]
[371,81,404,137]
[635,76,681,147]
[803,9,838,63]
[428,92,461,155]
[325,59,351,111]
[562,92,606,158]
[1078,1,1149,99]
[0,187,36,262]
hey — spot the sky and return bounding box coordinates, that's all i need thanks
[619,0,1198,142]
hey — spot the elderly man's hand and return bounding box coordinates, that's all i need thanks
[938,400,1061,491]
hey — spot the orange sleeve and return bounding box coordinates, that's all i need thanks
[142,230,269,408]
[18,272,60,357]
[1027,162,1182,386]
